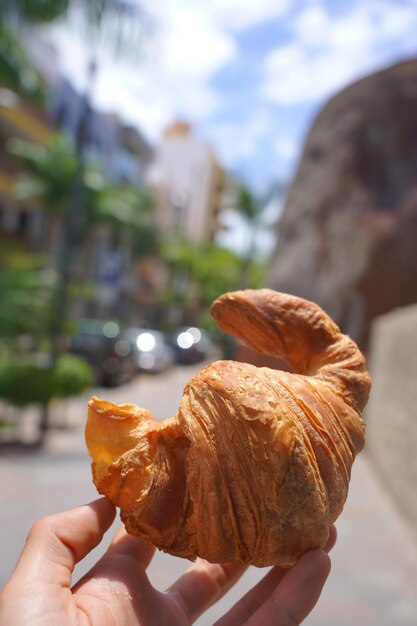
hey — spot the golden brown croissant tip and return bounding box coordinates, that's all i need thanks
[86,288,370,567]
[88,396,150,421]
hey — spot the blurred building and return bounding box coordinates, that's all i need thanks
[49,79,153,183]
[17,29,154,184]
[0,88,52,248]
[49,80,155,319]
[0,29,53,247]
[0,26,156,320]
[148,121,225,243]
[105,116,153,185]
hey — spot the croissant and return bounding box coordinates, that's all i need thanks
[86,289,370,567]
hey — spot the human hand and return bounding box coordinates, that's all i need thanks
[0,498,335,625]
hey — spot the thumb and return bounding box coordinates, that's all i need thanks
[13,498,116,587]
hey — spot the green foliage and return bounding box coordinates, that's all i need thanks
[92,184,158,255]
[0,0,68,98]
[0,248,57,339]
[0,360,52,407]
[248,258,267,289]
[8,134,159,262]
[236,184,263,222]
[1,0,69,24]
[230,180,270,288]
[1,0,151,103]
[162,238,200,274]
[0,0,144,31]
[0,24,45,102]
[191,243,242,305]
[0,0,152,432]
[0,354,93,408]
[8,134,157,243]
[2,0,151,65]
[8,134,78,213]
[52,353,93,398]
[161,237,264,327]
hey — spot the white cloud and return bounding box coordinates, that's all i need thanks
[199,0,290,31]
[205,110,275,168]
[155,5,236,80]
[45,2,238,141]
[263,2,417,105]
[263,41,371,104]
[143,0,290,33]
[274,136,299,161]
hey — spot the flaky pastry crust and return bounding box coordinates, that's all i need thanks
[86,289,370,566]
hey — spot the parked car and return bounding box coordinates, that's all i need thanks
[170,326,213,365]
[125,327,175,374]
[69,319,136,387]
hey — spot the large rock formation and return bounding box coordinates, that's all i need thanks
[267,59,417,348]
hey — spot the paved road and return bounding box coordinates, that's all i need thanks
[1,364,417,625]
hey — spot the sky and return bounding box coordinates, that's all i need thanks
[45,0,417,198]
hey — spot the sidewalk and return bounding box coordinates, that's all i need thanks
[1,368,417,625]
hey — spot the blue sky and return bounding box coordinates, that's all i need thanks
[48,0,417,195]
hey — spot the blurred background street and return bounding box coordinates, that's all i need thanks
[2,1,417,624]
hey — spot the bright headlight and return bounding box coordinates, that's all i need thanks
[137,332,156,352]
[177,331,194,349]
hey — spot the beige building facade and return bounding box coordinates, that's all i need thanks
[148,121,224,243]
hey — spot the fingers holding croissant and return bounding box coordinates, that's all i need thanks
[86,289,371,567]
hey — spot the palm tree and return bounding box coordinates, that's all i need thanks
[8,132,157,281]
[0,25,45,102]
[233,183,264,288]
[6,132,157,435]
[1,1,150,40]
[0,247,57,340]
[1,0,152,84]
[161,237,246,327]
[1,1,149,98]
[1,1,153,438]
